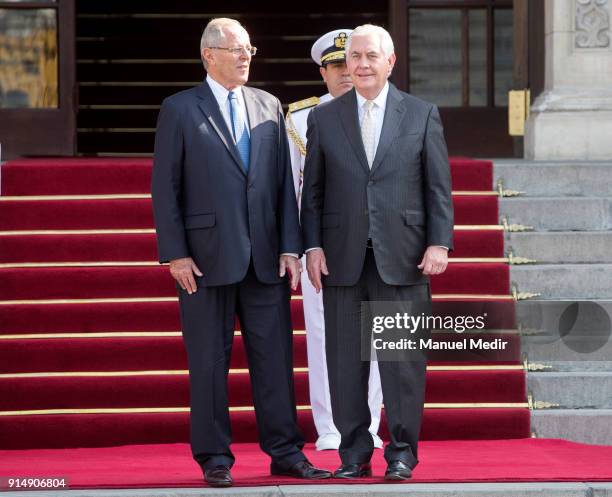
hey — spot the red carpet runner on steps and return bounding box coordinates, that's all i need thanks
[2,440,612,487]
[1,158,610,486]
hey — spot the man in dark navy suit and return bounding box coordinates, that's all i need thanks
[151,17,331,487]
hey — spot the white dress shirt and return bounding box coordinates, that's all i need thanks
[355,81,389,157]
[206,74,250,139]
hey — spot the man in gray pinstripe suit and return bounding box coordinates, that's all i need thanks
[301,24,454,480]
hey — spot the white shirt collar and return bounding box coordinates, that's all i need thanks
[206,74,244,106]
[319,93,333,104]
[355,81,389,111]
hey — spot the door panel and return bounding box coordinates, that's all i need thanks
[0,0,75,159]
[390,0,517,157]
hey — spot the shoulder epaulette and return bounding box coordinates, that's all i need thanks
[288,96,319,114]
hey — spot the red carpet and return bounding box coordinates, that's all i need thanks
[0,158,493,195]
[0,157,531,453]
[0,299,518,334]
[0,334,521,374]
[0,301,308,334]
[0,370,526,410]
[0,195,498,229]
[0,229,504,262]
[1,409,531,450]
[1,440,611,487]
[0,263,510,300]
[4,157,608,487]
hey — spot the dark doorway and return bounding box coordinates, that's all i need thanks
[389,0,541,157]
[75,1,386,156]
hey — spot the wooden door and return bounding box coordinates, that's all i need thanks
[0,0,75,160]
[389,0,533,157]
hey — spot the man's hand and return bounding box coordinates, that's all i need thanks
[169,257,203,295]
[306,248,329,293]
[417,246,449,275]
[279,255,302,291]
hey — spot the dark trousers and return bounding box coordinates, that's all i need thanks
[178,261,305,470]
[323,249,429,468]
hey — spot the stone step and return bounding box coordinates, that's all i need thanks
[531,409,612,445]
[499,197,611,231]
[522,338,612,369]
[528,361,612,372]
[506,232,612,263]
[510,263,612,299]
[517,291,612,376]
[494,160,612,197]
[522,341,612,365]
[13,483,612,497]
[280,483,612,497]
[528,372,612,409]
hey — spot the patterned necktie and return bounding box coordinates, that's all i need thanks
[228,90,250,172]
[361,99,376,168]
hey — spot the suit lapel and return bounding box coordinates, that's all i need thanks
[242,86,262,183]
[370,84,407,174]
[196,82,246,176]
[339,89,370,174]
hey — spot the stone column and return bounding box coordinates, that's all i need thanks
[525,0,612,160]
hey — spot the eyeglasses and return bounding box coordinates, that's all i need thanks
[208,46,257,56]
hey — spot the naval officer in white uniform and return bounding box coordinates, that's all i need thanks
[285,29,383,451]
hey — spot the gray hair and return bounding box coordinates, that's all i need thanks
[345,24,395,59]
[200,18,247,68]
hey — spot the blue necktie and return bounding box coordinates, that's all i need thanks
[228,91,250,172]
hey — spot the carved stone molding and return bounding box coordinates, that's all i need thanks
[575,0,610,48]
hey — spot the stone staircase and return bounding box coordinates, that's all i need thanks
[9,482,612,497]
[494,160,612,445]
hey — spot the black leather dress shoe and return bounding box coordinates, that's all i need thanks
[385,460,412,480]
[333,462,372,478]
[203,465,233,487]
[270,460,332,479]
